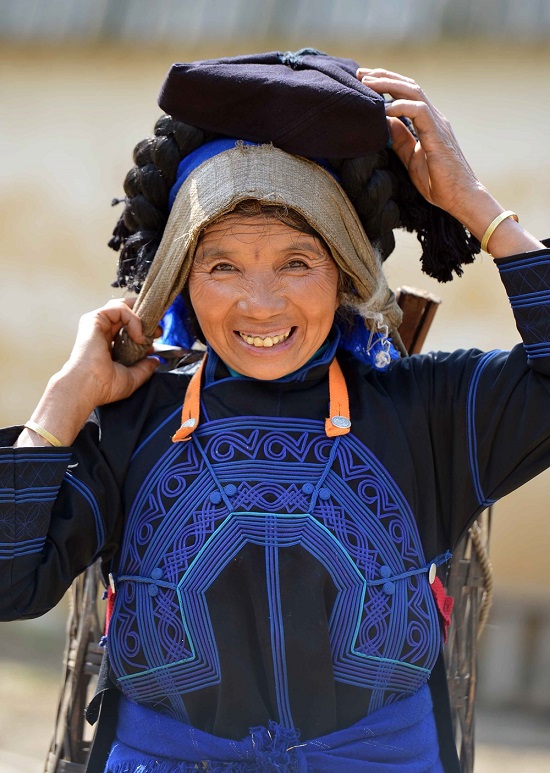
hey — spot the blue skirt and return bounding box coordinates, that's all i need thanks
[105,684,444,772]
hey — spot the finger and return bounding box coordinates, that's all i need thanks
[105,356,160,404]
[357,67,416,85]
[124,356,160,395]
[122,312,147,345]
[116,298,147,343]
[387,117,418,168]
[96,302,147,345]
[105,296,137,308]
[360,76,431,107]
[385,99,444,145]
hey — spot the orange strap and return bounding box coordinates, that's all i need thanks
[325,358,351,437]
[172,354,207,442]
[172,353,350,441]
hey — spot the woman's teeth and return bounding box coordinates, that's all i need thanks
[239,330,291,348]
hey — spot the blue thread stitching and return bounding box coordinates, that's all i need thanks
[525,342,550,355]
[364,551,452,586]
[265,516,294,728]
[116,575,177,591]
[0,487,58,502]
[120,442,188,558]
[510,294,550,309]
[0,537,45,559]
[467,350,501,507]
[309,436,341,510]
[498,254,550,273]
[4,453,72,464]
[192,437,234,511]
[63,472,105,548]
[114,511,434,701]
[111,418,442,714]
[130,405,183,462]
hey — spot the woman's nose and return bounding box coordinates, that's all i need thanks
[238,274,286,317]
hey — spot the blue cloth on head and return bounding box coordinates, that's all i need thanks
[105,683,443,772]
[167,137,340,210]
[158,294,195,351]
[168,138,256,209]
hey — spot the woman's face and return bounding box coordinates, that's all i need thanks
[188,213,340,380]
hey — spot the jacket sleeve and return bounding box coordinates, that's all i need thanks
[424,243,550,547]
[0,416,122,620]
[496,242,550,376]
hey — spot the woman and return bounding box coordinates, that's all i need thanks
[1,54,549,772]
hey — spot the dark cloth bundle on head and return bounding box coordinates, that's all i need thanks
[157,48,479,282]
[158,49,389,158]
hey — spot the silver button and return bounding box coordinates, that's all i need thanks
[181,418,196,428]
[428,563,437,585]
[331,416,351,429]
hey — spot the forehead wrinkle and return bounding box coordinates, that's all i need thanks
[195,234,332,265]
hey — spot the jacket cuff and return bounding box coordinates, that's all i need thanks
[496,245,550,370]
[0,438,73,559]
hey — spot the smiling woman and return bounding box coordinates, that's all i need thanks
[189,210,340,380]
[1,50,550,773]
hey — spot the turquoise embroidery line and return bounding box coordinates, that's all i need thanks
[110,416,443,716]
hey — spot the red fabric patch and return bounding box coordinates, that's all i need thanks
[430,576,454,643]
[104,586,115,637]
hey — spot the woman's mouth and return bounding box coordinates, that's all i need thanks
[238,329,292,348]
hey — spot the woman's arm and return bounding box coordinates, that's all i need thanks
[357,67,544,258]
[2,299,159,619]
[1,418,121,619]
[355,69,550,546]
[16,299,159,449]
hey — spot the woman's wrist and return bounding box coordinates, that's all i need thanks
[483,218,543,260]
[448,187,544,259]
[14,370,96,448]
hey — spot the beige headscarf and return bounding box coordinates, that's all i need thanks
[113,143,402,365]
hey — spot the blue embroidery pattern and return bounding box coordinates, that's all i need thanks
[109,418,442,722]
[466,350,501,508]
[0,452,72,559]
[499,253,550,358]
[64,471,105,548]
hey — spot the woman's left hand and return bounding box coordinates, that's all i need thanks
[357,67,483,225]
[356,67,543,256]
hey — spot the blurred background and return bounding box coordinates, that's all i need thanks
[0,1,549,771]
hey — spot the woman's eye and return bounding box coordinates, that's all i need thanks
[211,262,235,273]
[286,259,309,269]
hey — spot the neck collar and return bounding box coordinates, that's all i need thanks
[172,337,351,443]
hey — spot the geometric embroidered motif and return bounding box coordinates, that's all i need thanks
[499,254,550,355]
[0,452,72,559]
[109,417,442,720]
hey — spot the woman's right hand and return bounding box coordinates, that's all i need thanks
[15,299,159,448]
[62,299,159,409]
